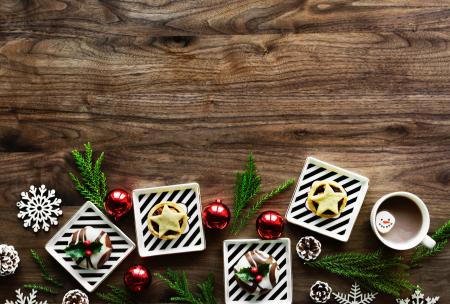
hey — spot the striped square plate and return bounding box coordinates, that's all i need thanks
[45,201,136,292]
[132,183,206,257]
[223,238,292,304]
[286,157,369,242]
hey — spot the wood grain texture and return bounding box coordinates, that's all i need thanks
[0,0,449,303]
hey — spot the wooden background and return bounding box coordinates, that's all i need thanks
[1,0,450,303]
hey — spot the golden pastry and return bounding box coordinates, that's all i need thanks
[147,202,188,240]
[307,180,347,218]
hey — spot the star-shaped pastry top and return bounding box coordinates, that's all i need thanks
[148,205,186,237]
[311,184,346,216]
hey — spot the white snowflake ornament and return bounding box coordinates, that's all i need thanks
[5,289,48,304]
[333,283,377,304]
[17,185,62,232]
[396,287,439,304]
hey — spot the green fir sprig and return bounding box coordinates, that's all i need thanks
[411,219,450,266]
[68,142,108,210]
[23,283,58,295]
[155,269,216,304]
[96,285,136,304]
[30,249,63,288]
[230,154,295,234]
[305,250,415,297]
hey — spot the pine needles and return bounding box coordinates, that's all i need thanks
[305,250,415,297]
[230,154,295,234]
[154,269,216,304]
[27,249,63,294]
[96,285,136,304]
[68,142,108,210]
[411,219,450,266]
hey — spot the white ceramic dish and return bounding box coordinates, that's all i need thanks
[285,157,369,242]
[132,182,206,257]
[223,238,292,304]
[45,201,135,292]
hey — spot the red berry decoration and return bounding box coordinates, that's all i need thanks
[83,240,91,247]
[202,199,231,230]
[255,275,263,283]
[250,267,258,275]
[256,210,284,240]
[85,249,92,257]
[124,265,151,293]
[104,189,132,221]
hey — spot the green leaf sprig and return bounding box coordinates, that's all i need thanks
[155,269,216,304]
[235,264,269,284]
[26,249,63,294]
[69,142,108,210]
[230,153,295,234]
[411,219,450,266]
[64,240,102,260]
[96,285,136,304]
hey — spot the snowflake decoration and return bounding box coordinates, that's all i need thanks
[396,287,439,304]
[17,185,62,232]
[333,283,377,304]
[5,289,48,304]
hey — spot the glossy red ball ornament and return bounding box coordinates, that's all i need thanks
[123,265,151,293]
[256,211,284,240]
[202,199,231,230]
[104,189,132,221]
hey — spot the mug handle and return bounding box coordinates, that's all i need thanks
[421,235,436,249]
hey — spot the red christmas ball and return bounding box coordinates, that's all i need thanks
[256,211,284,240]
[123,265,151,293]
[104,189,132,221]
[202,199,231,230]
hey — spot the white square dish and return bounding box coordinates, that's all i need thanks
[223,238,292,304]
[285,157,369,242]
[45,201,135,292]
[132,182,206,257]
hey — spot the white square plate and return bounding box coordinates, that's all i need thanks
[45,201,135,292]
[132,182,206,257]
[223,238,292,304]
[285,157,369,242]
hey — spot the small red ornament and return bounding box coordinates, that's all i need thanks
[250,267,258,275]
[83,240,91,247]
[104,189,132,221]
[85,249,92,256]
[255,275,263,283]
[202,199,231,230]
[124,265,151,293]
[256,211,284,240]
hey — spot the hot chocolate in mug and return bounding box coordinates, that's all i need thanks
[370,191,436,250]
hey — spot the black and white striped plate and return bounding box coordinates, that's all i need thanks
[223,238,292,304]
[286,157,369,242]
[132,183,205,257]
[45,201,136,292]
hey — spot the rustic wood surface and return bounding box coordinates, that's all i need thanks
[1,0,450,303]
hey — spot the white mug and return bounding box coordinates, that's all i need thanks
[370,191,436,250]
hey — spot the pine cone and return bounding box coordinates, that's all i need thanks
[296,236,321,261]
[0,244,20,276]
[310,281,332,303]
[62,289,89,304]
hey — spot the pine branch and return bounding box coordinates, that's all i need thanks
[155,269,216,304]
[23,284,58,295]
[305,250,415,297]
[233,178,295,234]
[96,285,136,304]
[68,142,108,210]
[411,219,450,266]
[30,249,63,288]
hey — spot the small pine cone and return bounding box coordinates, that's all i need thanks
[310,281,332,303]
[296,236,321,261]
[0,244,20,276]
[62,289,89,304]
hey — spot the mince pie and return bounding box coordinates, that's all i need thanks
[147,201,188,240]
[307,180,347,218]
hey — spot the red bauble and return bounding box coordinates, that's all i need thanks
[202,199,231,230]
[123,265,151,293]
[104,189,132,221]
[256,211,284,240]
